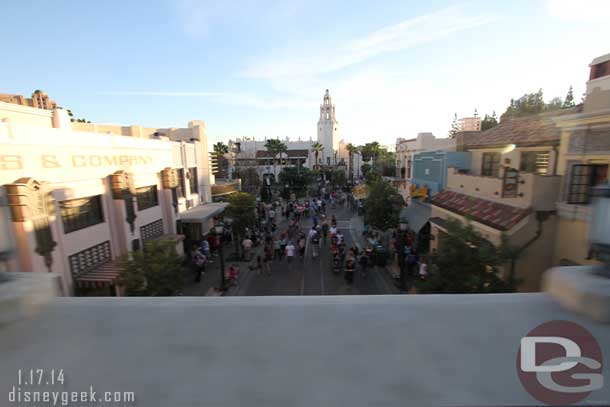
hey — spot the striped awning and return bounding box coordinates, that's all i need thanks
[75,260,122,289]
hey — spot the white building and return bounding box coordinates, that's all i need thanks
[0,102,224,296]
[395,132,455,200]
[317,89,339,165]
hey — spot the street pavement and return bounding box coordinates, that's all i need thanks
[233,204,400,296]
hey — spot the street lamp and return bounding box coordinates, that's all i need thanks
[214,221,226,290]
[589,183,610,276]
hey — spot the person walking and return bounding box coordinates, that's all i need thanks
[242,236,253,261]
[190,245,206,283]
[264,244,273,275]
[298,236,306,260]
[280,234,287,260]
[273,236,282,260]
[321,221,329,245]
[285,241,296,263]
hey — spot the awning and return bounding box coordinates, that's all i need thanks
[179,202,228,224]
[399,200,431,233]
[75,260,121,289]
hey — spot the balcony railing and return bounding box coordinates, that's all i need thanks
[447,168,560,210]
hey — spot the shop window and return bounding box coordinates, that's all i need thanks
[177,169,186,198]
[136,185,159,211]
[481,152,501,177]
[61,195,104,233]
[567,164,608,204]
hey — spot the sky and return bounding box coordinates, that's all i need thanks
[1,0,610,149]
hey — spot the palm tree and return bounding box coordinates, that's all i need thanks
[311,142,324,170]
[264,138,287,184]
[346,143,359,184]
[213,142,229,156]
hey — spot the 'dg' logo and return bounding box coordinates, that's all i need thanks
[516,320,604,406]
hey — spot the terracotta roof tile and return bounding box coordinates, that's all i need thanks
[256,149,309,158]
[459,108,581,149]
[430,190,531,231]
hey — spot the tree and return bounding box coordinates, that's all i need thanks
[330,169,347,188]
[480,111,498,131]
[360,142,381,166]
[225,192,256,259]
[233,167,260,194]
[278,167,315,198]
[363,179,404,231]
[346,143,359,184]
[417,218,515,294]
[265,139,287,183]
[119,239,186,296]
[375,149,396,177]
[212,142,230,178]
[563,85,575,108]
[311,142,324,169]
[448,113,459,138]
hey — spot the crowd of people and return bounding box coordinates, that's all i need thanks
[187,186,431,292]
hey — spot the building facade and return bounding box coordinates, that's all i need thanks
[1,102,222,296]
[552,52,610,267]
[0,90,57,110]
[317,89,339,165]
[395,133,455,201]
[458,116,481,132]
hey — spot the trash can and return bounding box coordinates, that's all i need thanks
[375,245,387,267]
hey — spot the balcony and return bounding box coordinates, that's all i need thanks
[447,168,561,210]
[1,290,609,407]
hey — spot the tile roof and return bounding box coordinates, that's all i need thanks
[255,149,309,158]
[460,108,581,149]
[430,190,531,231]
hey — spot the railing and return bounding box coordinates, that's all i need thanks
[447,168,560,210]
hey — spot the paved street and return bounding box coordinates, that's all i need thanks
[230,205,400,296]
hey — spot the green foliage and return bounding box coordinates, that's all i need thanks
[329,169,347,187]
[360,142,381,164]
[374,150,396,176]
[346,143,359,182]
[563,85,575,108]
[417,219,516,294]
[233,167,260,193]
[361,163,373,178]
[311,142,324,167]
[278,166,315,197]
[226,192,257,237]
[480,111,498,131]
[119,240,186,296]
[499,87,576,122]
[448,113,459,138]
[213,142,229,155]
[363,179,403,231]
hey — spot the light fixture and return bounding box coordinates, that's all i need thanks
[501,144,516,154]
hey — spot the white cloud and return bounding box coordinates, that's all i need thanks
[246,6,496,78]
[548,0,610,22]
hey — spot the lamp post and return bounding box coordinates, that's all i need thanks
[589,183,610,276]
[214,222,226,290]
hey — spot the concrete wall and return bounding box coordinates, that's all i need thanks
[0,101,53,127]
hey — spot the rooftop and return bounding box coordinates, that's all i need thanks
[431,189,531,231]
[460,109,581,149]
[1,294,609,406]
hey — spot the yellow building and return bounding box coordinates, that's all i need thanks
[0,89,57,110]
[552,52,610,267]
[1,101,223,296]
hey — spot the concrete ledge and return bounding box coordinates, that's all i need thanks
[0,272,59,326]
[543,265,610,323]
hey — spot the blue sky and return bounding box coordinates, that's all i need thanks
[1,0,609,148]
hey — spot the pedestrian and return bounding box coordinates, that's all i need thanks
[418,256,428,280]
[285,241,296,263]
[273,236,282,260]
[255,255,264,275]
[227,264,239,287]
[280,234,287,260]
[242,236,253,261]
[264,244,273,275]
[322,221,329,244]
[298,236,306,260]
[190,245,206,283]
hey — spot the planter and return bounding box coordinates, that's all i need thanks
[0,271,59,326]
[543,265,610,323]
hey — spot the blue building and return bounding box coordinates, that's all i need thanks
[399,150,470,251]
[411,150,471,198]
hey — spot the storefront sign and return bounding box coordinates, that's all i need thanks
[0,154,153,170]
